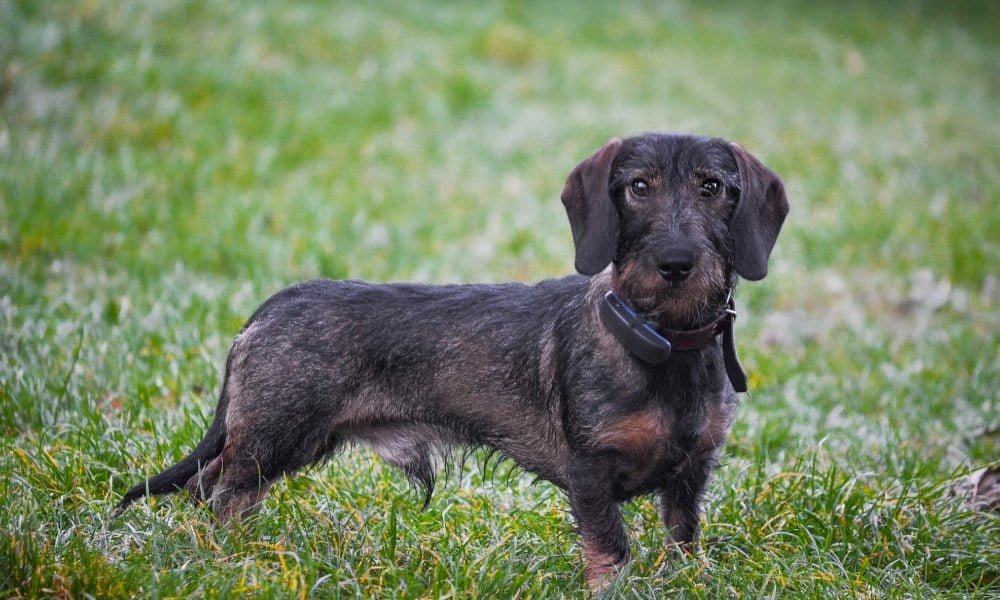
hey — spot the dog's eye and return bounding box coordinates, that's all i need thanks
[700,179,722,197]
[630,179,650,198]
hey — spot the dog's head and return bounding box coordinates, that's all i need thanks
[561,133,788,325]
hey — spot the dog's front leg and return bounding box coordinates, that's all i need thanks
[659,458,713,550]
[568,462,629,590]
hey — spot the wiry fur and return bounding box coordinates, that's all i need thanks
[116,132,788,589]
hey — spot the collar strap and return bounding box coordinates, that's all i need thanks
[598,291,748,392]
[658,303,736,351]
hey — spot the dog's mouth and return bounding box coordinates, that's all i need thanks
[661,278,691,292]
[616,256,727,328]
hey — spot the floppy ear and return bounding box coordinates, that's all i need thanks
[728,143,789,281]
[560,138,623,275]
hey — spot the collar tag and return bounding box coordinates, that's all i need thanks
[598,291,672,365]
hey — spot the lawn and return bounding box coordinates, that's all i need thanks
[1,0,998,597]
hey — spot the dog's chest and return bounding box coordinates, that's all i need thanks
[597,400,733,499]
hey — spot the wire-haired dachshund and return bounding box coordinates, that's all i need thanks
[117,132,789,589]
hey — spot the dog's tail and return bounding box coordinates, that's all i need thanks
[114,356,233,515]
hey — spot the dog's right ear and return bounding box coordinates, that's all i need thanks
[560,138,623,275]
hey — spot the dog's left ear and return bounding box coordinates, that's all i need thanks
[728,143,790,281]
[561,138,623,275]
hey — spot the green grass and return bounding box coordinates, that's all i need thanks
[2,0,998,597]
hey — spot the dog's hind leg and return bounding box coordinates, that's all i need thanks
[209,458,274,522]
[194,411,338,521]
[195,439,286,522]
[183,454,225,504]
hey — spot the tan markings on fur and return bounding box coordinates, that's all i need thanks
[594,409,668,454]
[583,541,624,590]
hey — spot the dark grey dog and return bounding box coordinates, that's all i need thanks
[117,132,788,588]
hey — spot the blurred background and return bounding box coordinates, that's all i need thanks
[0,1,997,596]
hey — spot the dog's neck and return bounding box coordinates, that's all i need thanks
[596,265,748,392]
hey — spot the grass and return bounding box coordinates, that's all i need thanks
[1,0,998,597]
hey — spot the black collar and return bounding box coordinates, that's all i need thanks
[598,291,748,392]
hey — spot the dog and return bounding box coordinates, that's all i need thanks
[116,132,788,589]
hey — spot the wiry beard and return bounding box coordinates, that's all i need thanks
[616,252,729,329]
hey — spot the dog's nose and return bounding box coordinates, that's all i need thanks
[657,248,695,282]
